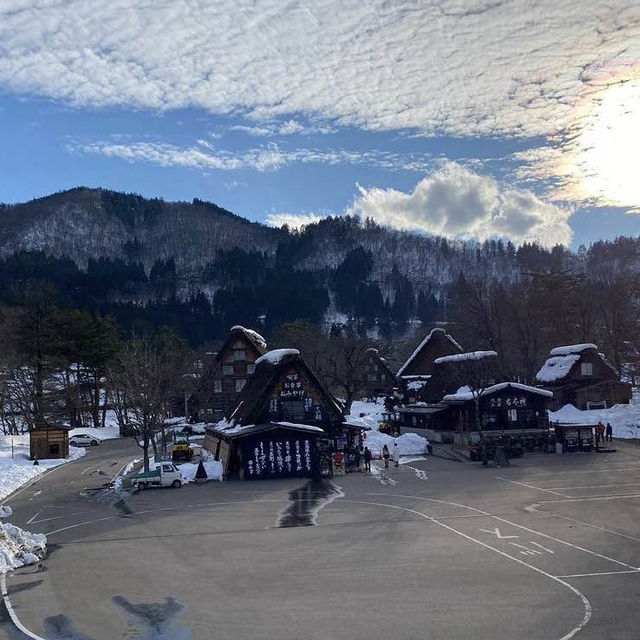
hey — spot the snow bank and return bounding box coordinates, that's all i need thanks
[0,435,86,502]
[255,348,300,365]
[550,343,597,356]
[178,456,223,482]
[549,403,640,439]
[364,431,429,457]
[69,410,122,440]
[536,354,580,383]
[346,399,386,431]
[0,522,47,572]
[435,350,497,365]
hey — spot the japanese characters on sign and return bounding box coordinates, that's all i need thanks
[488,395,528,408]
[280,373,305,398]
[243,435,315,478]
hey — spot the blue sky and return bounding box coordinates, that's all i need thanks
[1,1,639,249]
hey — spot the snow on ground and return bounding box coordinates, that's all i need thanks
[0,435,86,502]
[0,517,47,572]
[346,399,386,431]
[549,403,640,439]
[178,455,223,483]
[364,430,430,457]
[69,409,122,440]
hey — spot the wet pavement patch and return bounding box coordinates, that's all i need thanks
[113,595,192,640]
[44,614,96,640]
[277,480,344,528]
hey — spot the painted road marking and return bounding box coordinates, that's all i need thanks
[510,542,543,555]
[478,527,519,539]
[495,477,570,497]
[556,570,640,578]
[351,499,592,640]
[529,540,554,553]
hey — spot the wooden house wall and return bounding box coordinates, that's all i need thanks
[362,353,396,397]
[30,429,69,460]
[201,333,264,420]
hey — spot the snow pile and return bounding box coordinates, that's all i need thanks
[407,379,429,391]
[364,431,430,457]
[255,348,300,366]
[231,325,267,350]
[272,422,324,433]
[550,343,597,356]
[178,456,223,482]
[345,399,386,431]
[0,435,86,502]
[0,521,47,572]
[397,328,463,376]
[549,403,640,439]
[435,351,497,365]
[536,354,580,383]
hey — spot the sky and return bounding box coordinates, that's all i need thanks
[1,1,640,249]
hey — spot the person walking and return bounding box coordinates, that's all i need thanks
[606,422,613,442]
[393,440,401,468]
[382,444,390,469]
[364,446,372,472]
[354,446,362,472]
[596,421,605,448]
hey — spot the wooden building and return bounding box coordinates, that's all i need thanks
[362,348,397,398]
[536,343,632,410]
[197,325,267,421]
[30,425,70,460]
[396,382,553,446]
[397,328,463,402]
[204,348,362,479]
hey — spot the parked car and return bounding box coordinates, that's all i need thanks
[69,433,101,447]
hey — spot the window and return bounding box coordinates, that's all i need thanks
[162,464,174,472]
[235,378,246,393]
[412,415,418,427]
[368,374,377,381]
[581,362,593,377]
[247,363,255,374]
[281,399,306,421]
[222,364,234,376]
[234,349,246,361]
[214,379,222,393]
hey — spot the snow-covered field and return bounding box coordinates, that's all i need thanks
[549,403,640,439]
[347,398,430,456]
[0,435,86,502]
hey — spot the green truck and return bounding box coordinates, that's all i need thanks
[130,462,183,490]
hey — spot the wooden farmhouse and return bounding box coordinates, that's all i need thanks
[30,425,70,460]
[197,325,267,421]
[396,382,553,446]
[203,349,362,480]
[362,348,397,398]
[536,343,632,411]
[397,328,463,402]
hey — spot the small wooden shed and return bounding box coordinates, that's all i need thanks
[30,426,70,460]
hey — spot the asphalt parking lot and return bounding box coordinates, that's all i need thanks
[2,440,640,639]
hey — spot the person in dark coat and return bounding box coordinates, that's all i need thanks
[354,446,362,472]
[364,446,372,472]
[605,422,613,442]
[382,444,390,469]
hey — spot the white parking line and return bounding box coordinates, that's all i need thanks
[350,498,592,640]
[495,477,570,497]
[556,570,640,578]
[547,482,640,491]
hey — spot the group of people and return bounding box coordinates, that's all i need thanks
[349,440,402,472]
[595,421,614,445]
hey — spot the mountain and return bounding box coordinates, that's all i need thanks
[0,187,637,345]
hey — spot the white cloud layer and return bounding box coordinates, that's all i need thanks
[73,139,436,173]
[1,1,639,140]
[349,163,573,247]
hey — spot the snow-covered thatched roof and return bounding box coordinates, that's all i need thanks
[443,382,553,403]
[397,328,462,377]
[434,350,497,365]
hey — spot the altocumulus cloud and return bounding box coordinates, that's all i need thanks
[349,163,572,247]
